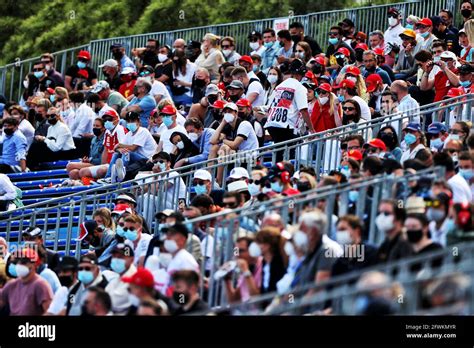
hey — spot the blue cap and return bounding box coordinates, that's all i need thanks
[427,122,448,134]
[0,103,4,115]
[110,42,124,50]
[404,122,422,132]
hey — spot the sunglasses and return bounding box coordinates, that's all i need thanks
[329,32,340,37]
[367,147,379,154]
[78,58,89,63]
[342,106,355,111]
[340,143,348,150]
[317,90,329,95]
[103,117,114,122]
[123,227,137,232]
[47,114,57,118]
[78,266,93,271]
[223,202,238,208]
[153,159,167,165]
[440,58,453,62]
[450,129,462,135]
[221,45,231,49]
[33,68,43,72]
[146,45,156,50]
[248,179,262,185]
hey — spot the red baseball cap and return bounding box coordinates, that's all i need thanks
[102,109,119,119]
[211,100,227,109]
[347,149,363,161]
[345,65,361,76]
[77,69,89,79]
[161,105,176,115]
[373,47,385,56]
[446,87,465,98]
[239,55,253,65]
[355,43,369,51]
[77,50,91,61]
[364,138,387,152]
[339,79,356,89]
[418,18,433,27]
[122,268,155,288]
[317,83,332,93]
[336,47,351,57]
[365,74,383,93]
[314,56,326,66]
[236,98,252,107]
[47,88,55,95]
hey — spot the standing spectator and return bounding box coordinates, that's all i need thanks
[248,31,265,57]
[70,92,95,157]
[0,248,53,315]
[172,270,209,314]
[221,36,241,65]
[289,21,322,56]
[30,61,60,92]
[110,43,136,73]
[64,50,98,92]
[120,78,156,128]
[40,53,64,87]
[264,67,283,106]
[384,8,405,55]
[132,38,160,70]
[0,117,27,173]
[460,1,473,28]
[171,49,197,107]
[261,29,279,72]
[195,33,225,84]
[274,30,294,65]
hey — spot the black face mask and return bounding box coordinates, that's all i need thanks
[336,57,345,67]
[279,41,285,47]
[312,64,323,75]
[48,118,58,125]
[35,113,44,122]
[212,110,223,120]
[113,51,124,60]
[194,78,206,88]
[380,133,395,148]
[297,181,312,192]
[3,128,14,136]
[238,111,248,120]
[229,94,241,102]
[291,34,301,44]
[59,275,74,287]
[461,9,472,18]
[207,95,218,105]
[355,50,364,62]
[406,229,423,243]
[173,291,190,305]
[93,128,102,137]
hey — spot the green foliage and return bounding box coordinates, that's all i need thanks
[0,0,355,65]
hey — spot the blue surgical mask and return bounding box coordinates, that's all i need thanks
[252,65,259,73]
[104,121,115,130]
[340,165,351,178]
[459,168,474,181]
[264,42,274,48]
[158,162,167,172]
[125,230,139,242]
[420,31,430,38]
[328,38,339,45]
[405,24,414,30]
[248,183,261,196]
[49,95,55,103]
[348,190,359,202]
[78,270,94,285]
[404,133,417,145]
[34,71,44,79]
[271,181,283,193]
[163,116,173,127]
[430,137,443,149]
[185,221,194,233]
[77,61,87,69]
[194,184,208,195]
[110,257,127,274]
[8,263,17,277]
[460,80,471,88]
[338,95,345,103]
[116,226,125,237]
[126,122,138,132]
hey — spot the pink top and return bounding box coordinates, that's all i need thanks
[237,257,263,302]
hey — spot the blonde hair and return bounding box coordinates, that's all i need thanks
[203,33,220,47]
[465,19,474,46]
[93,208,115,230]
[355,75,368,102]
[299,172,317,189]
[54,87,69,100]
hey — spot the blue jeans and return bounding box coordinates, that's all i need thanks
[105,151,148,177]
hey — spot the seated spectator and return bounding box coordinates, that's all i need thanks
[195,33,225,83]
[120,78,157,128]
[99,59,122,91]
[64,50,98,92]
[174,118,214,168]
[27,107,77,170]
[0,117,27,173]
[118,67,138,101]
[172,270,209,315]
[40,53,65,87]
[8,105,35,149]
[66,117,105,180]
[69,91,95,157]
[433,152,472,203]
[400,123,426,163]
[110,42,136,73]
[169,132,199,166]
[121,214,151,268]
[33,98,52,137]
[311,83,342,132]
[156,104,188,155]
[230,66,265,107]
[92,80,128,115]
[376,125,403,161]
[393,29,418,80]
[82,286,113,316]
[221,36,241,64]
[337,78,371,121]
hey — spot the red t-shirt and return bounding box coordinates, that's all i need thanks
[119,80,137,99]
[283,187,301,196]
[103,125,127,163]
[434,70,456,102]
[311,101,336,132]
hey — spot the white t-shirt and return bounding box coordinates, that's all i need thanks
[151,80,172,101]
[71,103,95,137]
[236,120,259,151]
[448,173,473,203]
[351,95,371,121]
[19,119,35,149]
[98,104,114,117]
[123,126,157,159]
[167,249,199,275]
[400,143,425,163]
[172,62,197,98]
[246,80,265,107]
[133,233,152,265]
[201,235,215,271]
[265,78,308,130]
[160,124,188,154]
[250,46,266,57]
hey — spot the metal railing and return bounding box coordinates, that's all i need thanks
[202,241,474,315]
[0,94,469,226]
[0,0,462,100]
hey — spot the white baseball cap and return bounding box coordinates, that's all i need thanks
[223,102,238,112]
[228,167,250,180]
[227,180,249,193]
[98,59,118,68]
[120,67,136,75]
[193,169,212,181]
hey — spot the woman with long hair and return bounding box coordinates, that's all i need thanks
[294,41,312,64]
[377,125,402,161]
[53,87,75,128]
[311,83,342,132]
[264,67,283,106]
[195,33,225,84]
[172,48,197,108]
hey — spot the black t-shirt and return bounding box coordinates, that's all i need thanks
[303,35,323,56]
[175,299,209,315]
[106,75,123,91]
[65,65,98,89]
[154,62,173,86]
[142,52,159,68]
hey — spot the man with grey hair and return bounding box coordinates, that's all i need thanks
[120,77,156,128]
[293,209,339,290]
[361,50,392,85]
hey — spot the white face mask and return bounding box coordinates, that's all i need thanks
[267,75,278,84]
[347,76,357,83]
[319,96,329,105]
[159,252,173,268]
[45,64,52,71]
[188,132,199,142]
[248,242,262,257]
[158,53,168,63]
[23,80,29,89]
[164,239,179,253]
[336,230,352,245]
[293,230,309,250]
[375,213,394,233]
[16,264,30,278]
[176,141,184,149]
[249,42,260,50]
[224,113,235,123]
[284,241,296,257]
[388,17,398,27]
[222,49,232,57]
